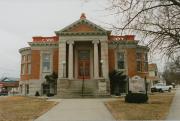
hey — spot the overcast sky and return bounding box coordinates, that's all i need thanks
[0,0,163,78]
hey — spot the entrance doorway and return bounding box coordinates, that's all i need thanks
[78,50,90,79]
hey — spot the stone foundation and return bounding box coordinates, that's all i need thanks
[19,80,43,96]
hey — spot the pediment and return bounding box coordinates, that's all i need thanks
[65,24,97,32]
[55,17,109,36]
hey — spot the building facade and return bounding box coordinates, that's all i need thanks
[19,14,149,97]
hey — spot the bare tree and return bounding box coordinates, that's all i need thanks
[106,0,180,56]
[163,60,180,85]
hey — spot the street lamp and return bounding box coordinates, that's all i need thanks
[62,61,66,78]
[100,60,104,77]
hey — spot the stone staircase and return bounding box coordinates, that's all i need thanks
[56,79,104,98]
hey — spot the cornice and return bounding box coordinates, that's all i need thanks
[28,42,58,47]
[108,40,138,45]
[59,31,107,36]
[19,47,31,53]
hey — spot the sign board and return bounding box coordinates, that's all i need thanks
[129,75,146,93]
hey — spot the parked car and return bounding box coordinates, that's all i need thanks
[151,83,172,92]
[0,89,8,96]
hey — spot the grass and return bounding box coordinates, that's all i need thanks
[0,96,57,121]
[105,92,175,120]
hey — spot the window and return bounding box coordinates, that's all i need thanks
[144,53,148,72]
[136,53,142,72]
[27,55,31,62]
[137,61,141,71]
[27,64,31,74]
[155,70,158,76]
[144,62,148,72]
[144,53,148,61]
[136,53,142,60]
[42,53,51,72]
[22,55,26,63]
[21,64,25,75]
[117,52,125,69]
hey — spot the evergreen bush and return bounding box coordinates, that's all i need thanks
[125,93,148,103]
[35,91,40,96]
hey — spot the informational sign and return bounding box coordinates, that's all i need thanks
[129,75,146,93]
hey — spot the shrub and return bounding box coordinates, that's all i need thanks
[46,93,54,97]
[125,93,148,103]
[35,91,40,96]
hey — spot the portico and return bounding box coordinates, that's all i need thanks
[55,14,110,97]
[58,39,108,80]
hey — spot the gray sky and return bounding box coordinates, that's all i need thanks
[0,0,163,78]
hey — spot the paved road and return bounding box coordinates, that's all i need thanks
[35,98,115,121]
[166,86,180,120]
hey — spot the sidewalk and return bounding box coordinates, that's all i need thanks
[35,98,115,121]
[166,86,180,120]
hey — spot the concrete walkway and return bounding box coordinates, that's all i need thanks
[35,98,115,121]
[167,86,180,120]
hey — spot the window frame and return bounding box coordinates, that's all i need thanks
[42,52,51,73]
[117,52,125,70]
[136,52,142,72]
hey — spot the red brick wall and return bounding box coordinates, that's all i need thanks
[20,49,59,81]
[30,50,40,79]
[126,48,137,77]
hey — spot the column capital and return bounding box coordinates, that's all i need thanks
[92,40,99,44]
[67,40,74,45]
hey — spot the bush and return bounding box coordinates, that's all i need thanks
[35,91,40,96]
[125,93,148,103]
[46,93,54,97]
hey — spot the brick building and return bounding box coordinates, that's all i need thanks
[19,13,149,97]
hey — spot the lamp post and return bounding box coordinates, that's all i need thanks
[62,61,66,78]
[100,60,104,77]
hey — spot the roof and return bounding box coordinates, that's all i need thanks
[148,63,158,71]
[0,77,19,82]
[0,81,19,87]
[55,13,109,36]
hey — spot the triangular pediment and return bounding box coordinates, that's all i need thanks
[64,24,97,32]
[55,16,109,36]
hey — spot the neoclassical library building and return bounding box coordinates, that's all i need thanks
[19,13,149,97]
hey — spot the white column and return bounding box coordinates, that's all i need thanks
[92,40,99,78]
[68,41,74,79]
[100,41,109,79]
[58,41,66,78]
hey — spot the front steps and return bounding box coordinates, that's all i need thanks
[56,78,110,98]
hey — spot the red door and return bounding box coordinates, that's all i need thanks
[78,50,90,79]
